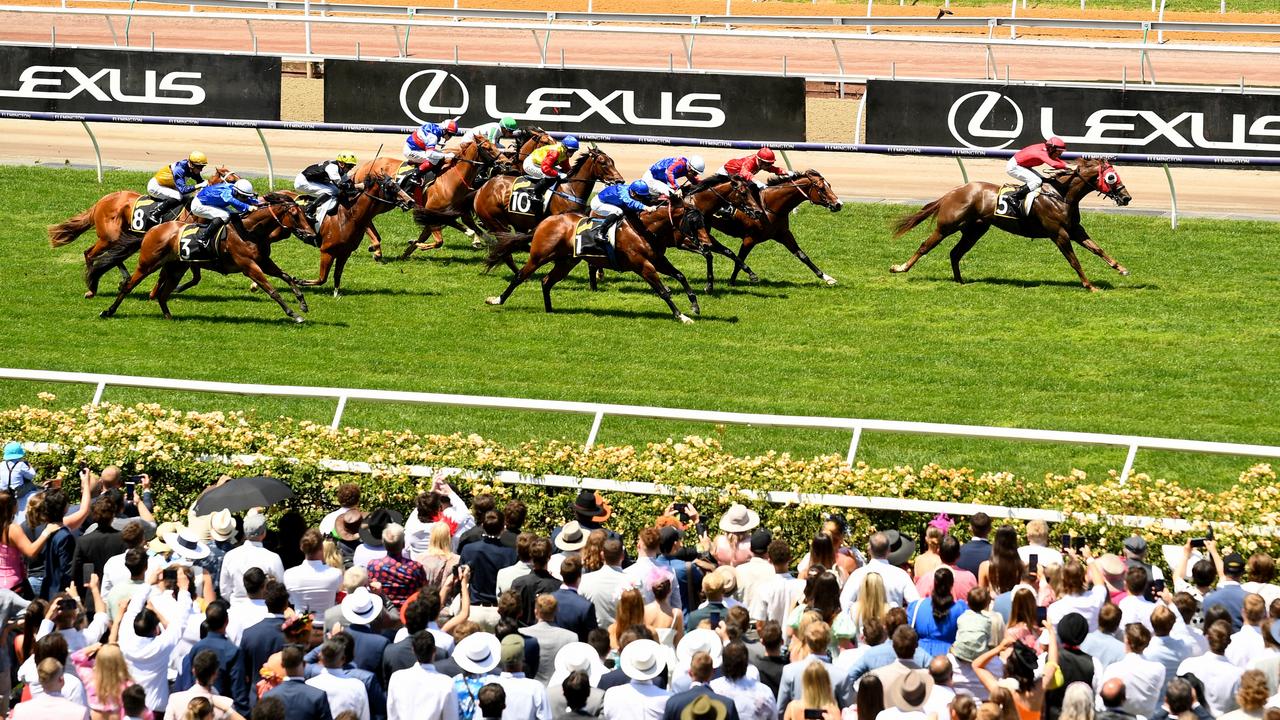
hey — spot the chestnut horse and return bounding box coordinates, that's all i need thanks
[297,172,415,298]
[48,166,238,298]
[889,157,1132,291]
[472,146,625,241]
[483,200,712,323]
[98,193,318,322]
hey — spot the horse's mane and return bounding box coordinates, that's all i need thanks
[566,151,593,175]
[261,192,294,204]
[687,173,730,193]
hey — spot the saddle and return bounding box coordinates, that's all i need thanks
[573,216,619,264]
[293,196,324,246]
[178,222,226,263]
[508,178,544,216]
[996,183,1060,220]
[396,160,439,195]
[130,197,183,233]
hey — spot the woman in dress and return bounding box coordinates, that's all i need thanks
[978,526,1024,595]
[415,522,460,591]
[643,568,683,648]
[906,567,967,656]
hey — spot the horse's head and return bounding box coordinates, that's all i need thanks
[369,171,415,210]
[465,136,502,166]
[1087,158,1131,207]
[260,192,319,245]
[725,177,766,221]
[800,169,843,212]
[583,146,625,185]
[670,199,712,252]
[209,166,239,184]
[517,127,554,157]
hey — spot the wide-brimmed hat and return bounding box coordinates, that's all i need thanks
[455,632,502,675]
[619,639,666,681]
[676,628,724,668]
[336,509,364,542]
[886,669,934,712]
[148,521,185,555]
[3,442,25,461]
[359,507,404,546]
[572,491,611,523]
[718,504,759,533]
[209,509,236,542]
[680,695,730,720]
[884,529,917,566]
[340,587,382,626]
[550,642,606,687]
[163,528,211,561]
[556,521,588,552]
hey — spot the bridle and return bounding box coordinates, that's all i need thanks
[769,172,838,212]
[553,150,621,208]
[696,179,763,221]
[361,173,413,209]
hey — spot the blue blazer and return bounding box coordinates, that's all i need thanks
[552,588,599,641]
[177,631,250,714]
[241,615,286,708]
[263,678,333,720]
[346,624,391,674]
[40,528,76,600]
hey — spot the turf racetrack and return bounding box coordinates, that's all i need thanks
[7,165,1279,492]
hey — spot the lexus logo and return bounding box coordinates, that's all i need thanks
[399,69,469,124]
[947,90,1023,150]
[0,65,206,105]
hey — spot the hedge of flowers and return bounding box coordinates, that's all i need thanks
[2,399,1277,559]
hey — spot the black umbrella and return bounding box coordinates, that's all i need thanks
[191,475,295,515]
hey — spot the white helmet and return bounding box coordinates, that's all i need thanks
[688,155,706,174]
[232,179,255,196]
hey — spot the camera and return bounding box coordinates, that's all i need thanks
[673,502,691,523]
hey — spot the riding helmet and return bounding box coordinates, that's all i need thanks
[336,152,358,165]
[188,151,208,165]
[756,147,776,162]
[500,117,519,131]
[629,180,650,197]
[562,136,580,151]
[687,155,706,174]
[232,179,255,197]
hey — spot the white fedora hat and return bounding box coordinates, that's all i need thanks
[340,587,382,626]
[163,528,211,561]
[455,632,502,675]
[718,504,760,533]
[676,628,724,668]
[208,509,236,542]
[619,639,666,682]
[550,642,606,687]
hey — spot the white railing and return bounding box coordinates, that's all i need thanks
[4,367,1279,487]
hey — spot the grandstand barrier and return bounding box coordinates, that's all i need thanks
[4,109,1280,229]
[4,367,1280,492]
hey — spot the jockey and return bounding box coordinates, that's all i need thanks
[1007,136,1068,215]
[462,117,520,148]
[187,179,261,259]
[719,147,783,187]
[146,151,207,221]
[590,179,666,237]
[523,136,579,195]
[403,117,460,183]
[645,155,704,197]
[295,152,358,226]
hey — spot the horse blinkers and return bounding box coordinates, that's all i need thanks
[1094,161,1131,206]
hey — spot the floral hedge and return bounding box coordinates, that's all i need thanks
[2,399,1277,560]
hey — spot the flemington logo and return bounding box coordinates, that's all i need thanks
[397,68,727,129]
[0,65,206,105]
[946,89,1280,153]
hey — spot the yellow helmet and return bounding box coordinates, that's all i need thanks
[336,152,357,165]
[188,151,208,165]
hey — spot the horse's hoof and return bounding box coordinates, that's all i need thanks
[678,314,695,325]
[98,311,111,319]
[292,315,306,324]
[84,291,95,299]
[300,302,310,313]
[890,264,907,274]
[822,274,838,285]
[1085,285,1100,293]
[1117,266,1130,276]
[691,306,702,317]
[748,274,760,284]
[332,290,341,299]
[703,286,713,295]
[373,255,385,264]
[470,238,485,250]
[485,296,503,306]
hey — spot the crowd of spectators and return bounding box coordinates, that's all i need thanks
[2,441,1280,720]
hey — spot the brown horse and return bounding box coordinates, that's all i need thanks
[698,170,845,288]
[472,146,625,241]
[98,194,318,322]
[48,167,238,298]
[297,172,415,298]
[889,157,1132,291]
[483,200,712,323]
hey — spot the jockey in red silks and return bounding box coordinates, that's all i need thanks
[1006,136,1068,215]
[718,147,784,188]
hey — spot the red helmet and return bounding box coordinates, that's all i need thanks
[756,147,776,163]
[443,118,459,134]
[1046,136,1066,150]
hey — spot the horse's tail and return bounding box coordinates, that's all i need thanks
[891,199,942,238]
[48,206,95,247]
[484,231,532,272]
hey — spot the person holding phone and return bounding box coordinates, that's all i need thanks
[781,661,840,720]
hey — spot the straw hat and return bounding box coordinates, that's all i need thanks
[619,639,666,681]
[455,632,502,675]
[718,504,759,533]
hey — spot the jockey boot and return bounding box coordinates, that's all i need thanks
[597,213,623,242]
[148,197,181,224]
[187,217,226,261]
[228,213,251,242]
[1007,185,1030,216]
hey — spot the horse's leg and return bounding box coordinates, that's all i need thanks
[949,224,989,284]
[589,266,602,292]
[1070,225,1129,276]
[241,260,305,322]
[539,258,581,313]
[153,263,185,320]
[299,251,335,286]
[636,261,694,324]
[332,253,351,299]
[1051,230,1097,291]
[728,237,759,286]
[258,256,310,313]
[173,267,202,294]
[775,228,836,285]
[486,254,543,306]
[100,256,163,319]
[366,223,384,263]
[651,253,701,317]
[891,223,954,275]
[415,227,445,251]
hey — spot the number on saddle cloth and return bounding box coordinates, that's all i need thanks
[178,222,226,263]
[509,179,540,216]
[573,217,616,261]
[130,197,157,232]
[995,184,1022,219]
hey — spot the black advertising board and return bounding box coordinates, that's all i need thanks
[0,46,281,120]
[867,79,1280,159]
[325,60,806,141]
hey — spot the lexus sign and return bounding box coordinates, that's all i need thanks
[867,79,1280,158]
[0,45,280,119]
[326,61,806,141]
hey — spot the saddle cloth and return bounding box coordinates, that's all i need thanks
[508,178,543,216]
[294,195,324,245]
[178,222,226,263]
[573,217,618,260]
[994,184,1022,219]
[129,196,182,233]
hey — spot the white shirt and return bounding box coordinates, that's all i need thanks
[1227,625,1269,669]
[226,597,271,646]
[492,671,551,720]
[318,506,355,537]
[1178,653,1244,717]
[218,541,285,601]
[9,690,89,720]
[710,675,777,720]
[1047,585,1109,631]
[496,561,532,597]
[35,616,111,656]
[150,590,205,680]
[1017,544,1065,569]
[120,586,191,712]
[840,559,920,610]
[404,490,473,554]
[165,687,233,720]
[735,558,777,603]
[386,663,458,720]
[352,544,387,569]
[17,666,87,707]
[601,680,669,720]
[1100,652,1166,718]
[1144,635,1193,698]
[284,559,343,615]
[307,668,371,720]
[748,572,804,626]
[578,565,631,626]
[923,685,956,718]
[101,551,167,599]
[1118,594,1159,632]
[624,556,682,609]
[1242,582,1280,608]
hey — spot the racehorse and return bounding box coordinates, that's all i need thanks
[48,166,238,298]
[471,146,625,244]
[483,200,712,324]
[513,127,554,167]
[97,193,318,322]
[702,170,844,288]
[297,172,415,298]
[889,157,1132,291]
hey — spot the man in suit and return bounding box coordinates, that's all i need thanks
[956,512,993,578]
[520,594,578,684]
[241,582,291,709]
[578,539,629,627]
[867,626,927,690]
[72,496,126,610]
[1202,553,1249,631]
[264,645,334,720]
[177,603,250,714]
[552,557,598,642]
[663,651,740,720]
[778,622,845,713]
[40,491,77,600]
[511,537,561,626]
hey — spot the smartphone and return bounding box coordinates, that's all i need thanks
[1190,538,1206,549]
[710,611,721,628]
[804,710,825,720]
[1060,533,1072,550]
[1206,526,1215,541]
[1073,537,1087,550]
[1028,553,1039,573]
[1153,579,1166,593]
[124,479,137,502]
[674,503,690,523]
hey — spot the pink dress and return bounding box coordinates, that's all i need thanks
[70,648,154,720]
[0,537,25,590]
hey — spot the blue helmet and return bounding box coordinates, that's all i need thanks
[562,136,580,151]
[628,180,650,198]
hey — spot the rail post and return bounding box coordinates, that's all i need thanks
[1119,443,1139,485]
[331,394,348,430]
[124,0,135,45]
[80,120,103,184]
[1164,163,1178,230]
[853,91,867,143]
[256,128,275,190]
[91,381,107,406]
[1157,0,1166,44]
[584,410,605,450]
[956,157,969,183]
[303,0,312,56]
[845,425,862,467]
